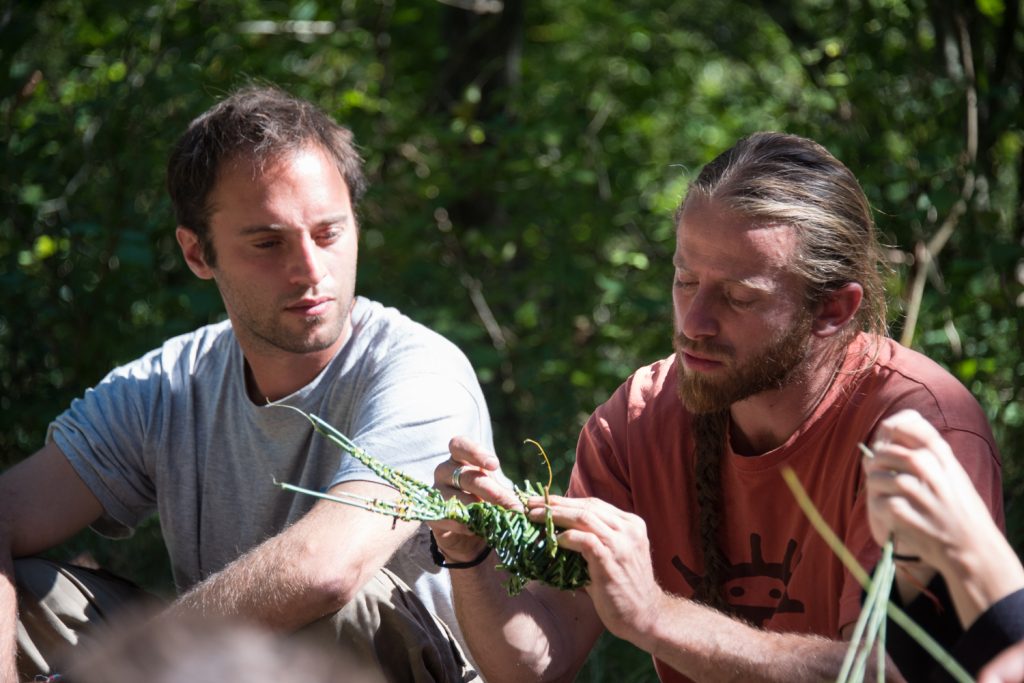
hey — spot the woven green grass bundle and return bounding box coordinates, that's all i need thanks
[275,406,589,596]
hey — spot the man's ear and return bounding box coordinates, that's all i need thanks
[175,226,214,280]
[811,282,863,338]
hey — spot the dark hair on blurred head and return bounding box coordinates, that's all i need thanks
[678,131,889,345]
[62,609,384,683]
[166,85,366,266]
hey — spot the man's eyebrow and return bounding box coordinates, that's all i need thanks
[316,214,350,227]
[239,224,285,236]
[238,215,350,236]
[732,278,774,293]
[672,257,775,291]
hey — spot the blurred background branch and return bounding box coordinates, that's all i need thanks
[0,1,1021,678]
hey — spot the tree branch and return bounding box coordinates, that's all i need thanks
[900,11,978,347]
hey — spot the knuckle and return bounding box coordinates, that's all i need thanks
[630,514,648,536]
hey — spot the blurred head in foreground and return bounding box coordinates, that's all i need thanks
[63,609,383,683]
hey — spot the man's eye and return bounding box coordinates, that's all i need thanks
[253,240,280,249]
[727,294,756,308]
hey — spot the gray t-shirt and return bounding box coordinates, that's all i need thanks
[48,296,493,652]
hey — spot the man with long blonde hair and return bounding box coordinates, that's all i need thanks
[433,132,1003,682]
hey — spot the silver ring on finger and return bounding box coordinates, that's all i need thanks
[451,465,469,491]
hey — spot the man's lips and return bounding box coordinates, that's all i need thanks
[680,350,725,372]
[285,297,334,316]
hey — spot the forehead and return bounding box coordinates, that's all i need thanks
[208,145,351,222]
[215,145,344,193]
[674,200,799,282]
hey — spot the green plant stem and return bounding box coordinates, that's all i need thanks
[837,541,890,683]
[852,547,896,682]
[274,480,439,521]
[781,467,974,683]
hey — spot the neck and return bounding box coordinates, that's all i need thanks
[728,342,845,456]
[240,321,352,404]
[243,349,338,403]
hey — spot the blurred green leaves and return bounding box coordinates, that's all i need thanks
[0,4,1022,676]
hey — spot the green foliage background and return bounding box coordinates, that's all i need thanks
[1,0,1021,678]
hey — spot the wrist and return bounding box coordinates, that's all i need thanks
[945,539,1024,622]
[620,590,672,655]
[428,529,489,565]
[428,531,491,569]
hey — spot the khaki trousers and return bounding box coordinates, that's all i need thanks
[14,558,475,683]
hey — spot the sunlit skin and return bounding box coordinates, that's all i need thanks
[176,145,358,402]
[428,198,872,683]
[672,199,839,455]
[866,409,1024,620]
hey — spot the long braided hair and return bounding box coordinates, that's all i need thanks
[692,410,731,610]
[678,132,890,610]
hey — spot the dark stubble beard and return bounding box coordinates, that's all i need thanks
[674,309,813,415]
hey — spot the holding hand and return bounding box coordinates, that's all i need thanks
[864,409,1023,626]
[864,409,993,571]
[429,437,520,564]
[525,495,663,645]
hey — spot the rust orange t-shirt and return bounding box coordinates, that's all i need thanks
[568,334,1003,682]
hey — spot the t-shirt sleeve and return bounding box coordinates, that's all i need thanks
[940,427,1004,528]
[952,588,1024,677]
[568,383,634,513]
[46,356,161,535]
[330,364,493,490]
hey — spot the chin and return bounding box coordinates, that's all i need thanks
[296,330,343,354]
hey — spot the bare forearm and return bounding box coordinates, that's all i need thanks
[451,558,586,683]
[170,533,350,629]
[894,511,1024,628]
[173,482,416,630]
[172,519,403,629]
[0,553,19,683]
[940,534,1024,628]
[632,593,890,683]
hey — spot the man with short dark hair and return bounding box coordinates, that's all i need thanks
[0,85,489,683]
[432,132,1004,682]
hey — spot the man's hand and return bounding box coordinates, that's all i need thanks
[525,494,662,647]
[865,410,988,567]
[429,437,519,564]
[865,409,1024,625]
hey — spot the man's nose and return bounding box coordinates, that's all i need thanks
[680,288,719,340]
[289,234,326,286]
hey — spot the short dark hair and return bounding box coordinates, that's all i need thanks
[166,85,367,266]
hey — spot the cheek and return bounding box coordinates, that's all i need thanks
[744,309,807,351]
[726,310,784,347]
[326,245,357,278]
[671,290,687,331]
